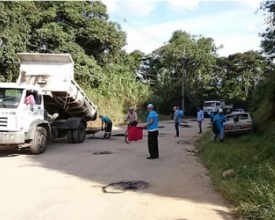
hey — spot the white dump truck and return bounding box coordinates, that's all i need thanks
[0,53,97,154]
[203,99,233,116]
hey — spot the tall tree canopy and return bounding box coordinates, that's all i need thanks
[0,1,126,86]
[260,1,275,59]
[0,1,151,124]
[1,1,273,117]
[132,30,273,113]
[141,31,220,112]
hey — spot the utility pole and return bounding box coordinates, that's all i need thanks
[179,57,187,110]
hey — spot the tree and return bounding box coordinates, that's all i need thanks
[0,1,127,86]
[216,51,273,99]
[260,1,275,59]
[142,30,220,113]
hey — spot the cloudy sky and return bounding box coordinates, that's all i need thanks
[101,0,266,57]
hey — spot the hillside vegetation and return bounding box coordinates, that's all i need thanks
[196,73,275,219]
[1,1,274,125]
[196,2,275,219]
[0,1,152,125]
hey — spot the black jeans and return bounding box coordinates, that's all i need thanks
[198,121,202,133]
[148,130,159,158]
[104,122,112,138]
[175,122,179,136]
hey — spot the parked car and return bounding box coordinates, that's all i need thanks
[231,109,245,114]
[223,112,258,135]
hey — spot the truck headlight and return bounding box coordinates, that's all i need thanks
[4,134,14,139]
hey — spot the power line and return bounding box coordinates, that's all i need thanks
[108,11,163,44]
[95,2,162,44]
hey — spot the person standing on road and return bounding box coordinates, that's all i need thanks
[197,106,204,134]
[142,104,159,159]
[173,106,180,137]
[212,108,226,142]
[99,115,113,138]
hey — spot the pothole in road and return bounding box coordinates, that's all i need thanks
[177,140,192,145]
[102,181,150,193]
[93,151,112,155]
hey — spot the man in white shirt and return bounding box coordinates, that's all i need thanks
[124,106,138,126]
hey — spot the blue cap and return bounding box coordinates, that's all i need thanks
[147,104,154,109]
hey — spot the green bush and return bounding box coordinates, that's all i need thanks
[85,64,152,126]
[196,128,275,219]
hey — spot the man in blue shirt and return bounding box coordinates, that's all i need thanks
[212,108,226,142]
[142,104,159,159]
[99,115,112,138]
[173,106,180,137]
[197,106,204,134]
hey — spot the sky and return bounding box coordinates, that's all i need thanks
[100,0,266,57]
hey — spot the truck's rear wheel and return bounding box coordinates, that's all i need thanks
[66,130,74,143]
[72,123,86,143]
[30,127,47,154]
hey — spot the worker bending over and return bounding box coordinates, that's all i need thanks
[99,115,113,138]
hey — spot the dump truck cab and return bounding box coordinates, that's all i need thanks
[0,83,51,152]
[0,53,98,154]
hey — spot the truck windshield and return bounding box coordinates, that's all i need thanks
[204,102,216,107]
[0,88,23,108]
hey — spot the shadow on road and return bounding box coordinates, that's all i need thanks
[0,119,232,219]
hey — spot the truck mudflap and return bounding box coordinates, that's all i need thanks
[0,132,25,144]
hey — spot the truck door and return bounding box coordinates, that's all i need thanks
[25,90,44,118]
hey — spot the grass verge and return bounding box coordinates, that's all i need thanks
[196,126,275,220]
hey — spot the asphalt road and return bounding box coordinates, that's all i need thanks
[0,120,232,220]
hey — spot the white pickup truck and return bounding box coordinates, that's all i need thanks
[0,53,97,154]
[203,99,233,116]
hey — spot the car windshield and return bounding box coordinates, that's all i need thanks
[0,88,23,109]
[226,113,249,122]
[204,102,216,107]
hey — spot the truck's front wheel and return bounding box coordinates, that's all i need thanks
[66,130,74,143]
[72,123,86,143]
[30,127,47,154]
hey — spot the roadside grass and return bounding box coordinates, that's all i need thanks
[196,126,275,220]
